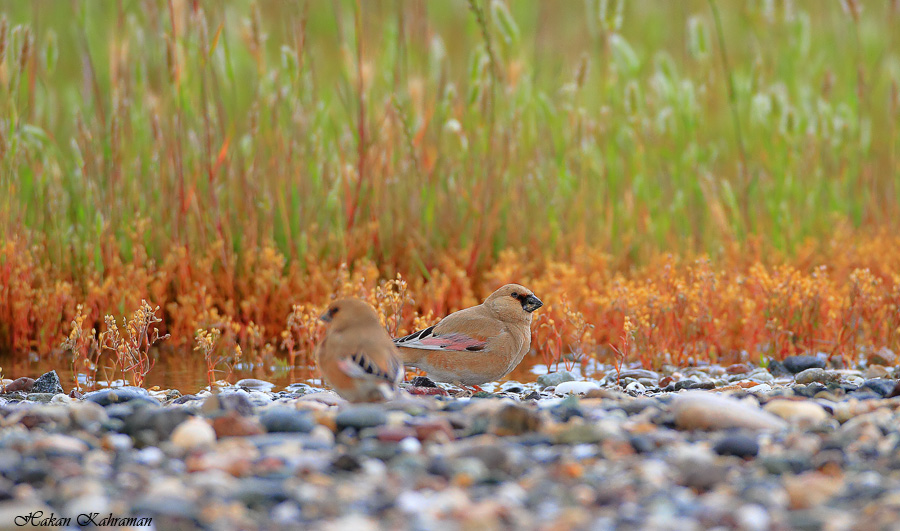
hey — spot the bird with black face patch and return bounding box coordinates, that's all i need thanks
[394,284,543,390]
[315,298,404,402]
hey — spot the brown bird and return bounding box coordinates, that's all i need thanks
[394,284,543,389]
[315,298,404,402]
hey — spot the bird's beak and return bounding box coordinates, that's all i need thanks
[522,294,543,313]
[319,312,333,323]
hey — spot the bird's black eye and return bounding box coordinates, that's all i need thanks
[511,293,521,300]
[330,307,340,316]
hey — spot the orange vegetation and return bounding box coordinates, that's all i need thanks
[2,226,899,386]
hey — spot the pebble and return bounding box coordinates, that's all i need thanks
[554,381,599,395]
[236,379,276,392]
[870,348,897,366]
[672,392,788,431]
[861,379,896,397]
[713,434,759,458]
[336,405,388,431]
[32,370,64,394]
[783,355,826,374]
[8,358,900,529]
[537,371,576,388]
[763,399,829,426]
[624,381,647,394]
[794,368,837,385]
[84,387,157,406]
[170,416,217,450]
[213,411,266,438]
[2,377,35,393]
[259,406,316,433]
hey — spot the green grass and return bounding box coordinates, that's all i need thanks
[0,0,898,273]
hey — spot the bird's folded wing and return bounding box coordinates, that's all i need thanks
[338,351,403,384]
[394,328,488,352]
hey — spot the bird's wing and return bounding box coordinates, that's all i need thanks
[338,350,404,384]
[393,306,500,352]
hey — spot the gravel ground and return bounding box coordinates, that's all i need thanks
[1,353,900,530]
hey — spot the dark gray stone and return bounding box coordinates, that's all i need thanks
[766,360,792,377]
[713,434,759,458]
[861,379,896,397]
[84,387,156,407]
[783,355,826,374]
[410,376,437,388]
[335,406,388,431]
[121,405,192,446]
[31,370,63,395]
[260,407,316,433]
[235,478,290,507]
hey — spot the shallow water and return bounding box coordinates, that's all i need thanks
[0,349,552,394]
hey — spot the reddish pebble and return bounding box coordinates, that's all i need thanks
[407,386,449,396]
[2,377,35,393]
[413,419,455,442]
[376,426,417,443]
[726,364,752,375]
[658,376,674,388]
[212,411,265,438]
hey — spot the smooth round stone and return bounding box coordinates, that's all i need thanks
[726,364,752,375]
[747,384,772,394]
[236,379,276,392]
[336,406,388,431]
[34,434,90,455]
[783,355,826,374]
[284,383,315,394]
[763,400,829,426]
[625,381,647,394]
[555,381,600,395]
[170,416,216,450]
[3,377,35,393]
[672,392,788,431]
[68,402,109,429]
[860,379,895,397]
[736,504,771,531]
[399,437,422,453]
[246,391,274,406]
[259,406,315,433]
[864,364,890,379]
[537,371,577,388]
[203,392,255,417]
[794,368,836,385]
[25,393,56,403]
[618,369,660,380]
[120,405,192,444]
[134,446,165,466]
[766,360,792,377]
[870,348,897,366]
[747,370,774,383]
[713,434,759,458]
[235,478,290,507]
[84,388,157,407]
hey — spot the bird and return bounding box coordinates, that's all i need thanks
[393,284,543,390]
[315,298,404,402]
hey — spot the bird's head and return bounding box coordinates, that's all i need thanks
[319,298,382,332]
[484,283,543,323]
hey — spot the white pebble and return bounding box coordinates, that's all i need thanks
[737,503,770,531]
[625,381,647,394]
[399,436,422,454]
[555,381,600,395]
[134,446,165,466]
